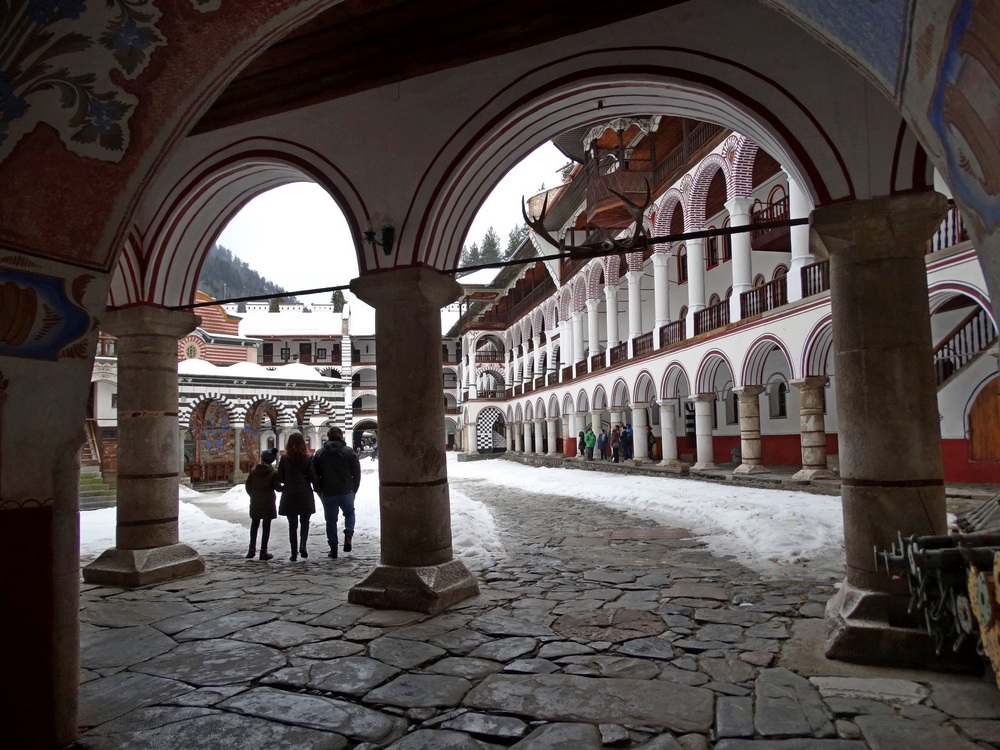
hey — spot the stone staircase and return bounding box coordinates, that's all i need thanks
[79,466,116,511]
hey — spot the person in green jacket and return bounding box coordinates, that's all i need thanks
[583,427,597,460]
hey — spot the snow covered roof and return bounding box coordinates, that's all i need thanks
[238,309,344,338]
[178,359,338,382]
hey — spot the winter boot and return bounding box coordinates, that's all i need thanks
[343,534,353,553]
[259,549,273,561]
[245,545,256,559]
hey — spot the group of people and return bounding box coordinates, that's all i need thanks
[243,426,362,562]
[577,424,655,463]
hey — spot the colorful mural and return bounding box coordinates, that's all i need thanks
[929,0,1000,233]
[0,268,91,360]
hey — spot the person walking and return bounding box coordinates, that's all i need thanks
[596,428,607,461]
[277,432,315,561]
[577,429,586,457]
[583,427,597,460]
[611,427,622,463]
[647,425,656,460]
[244,448,279,560]
[622,424,634,460]
[310,426,362,559]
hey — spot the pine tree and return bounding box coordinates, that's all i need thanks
[460,241,481,271]
[268,297,281,313]
[480,227,502,264]
[506,224,529,258]
[331,289,346,311]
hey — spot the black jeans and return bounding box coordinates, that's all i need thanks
[250,518,271,549]
[287,513,311,554]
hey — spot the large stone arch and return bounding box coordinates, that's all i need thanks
[741,335,795,386]
[800,315,835,378]
[694,350,736,394]
[686,153,733,230]
[634,370,658,404]
[661,361,692,400]
[109,140,367,308]
[610,378,631,409]
[475,406,506,453]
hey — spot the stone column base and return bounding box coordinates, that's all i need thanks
[348,559,480,615]
[732,463,768,475]
[82,544,204,588]
[792,467,835,481]
[690,462,717,472]
[658,460,689,474]
[825,581,978,671]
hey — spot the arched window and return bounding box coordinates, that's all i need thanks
[708,293,721,307]
[772,264,788,279]
[768,381,788,419]
[677,245,688,283]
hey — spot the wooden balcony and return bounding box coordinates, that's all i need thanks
[694,299,730,335]
[633,331,654,357]
[546,372,559,386]
[609,341,628,366]
[475,350,506,363]
[801,259,830,298]
[740,276,788,319]
[562,365,573,382]
[750,196,790,251]
[590,352,605,372]
[659,319,686,348]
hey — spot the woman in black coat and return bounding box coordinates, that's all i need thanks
[277,432,316,561]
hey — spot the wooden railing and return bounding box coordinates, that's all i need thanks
[475,350,506,362]
[533,376,544,390]
[750,196,789,240]
[934,307,996,386]
[740,276,788,319]
[694,299,730,335]
[351,353,377,363]
[633,331,654,357]
[562,365,573,381]
[609,341,628,366]
[575,359,588,374]
[547,372,559,386]
[590,352,605,372]
[659,319,686,348]
[930,205,967,253]
[801,259,830,297]
[479,390,507,400]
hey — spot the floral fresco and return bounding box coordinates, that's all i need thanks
[0,0,165,161]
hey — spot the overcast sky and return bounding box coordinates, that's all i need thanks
[216,143,569,333]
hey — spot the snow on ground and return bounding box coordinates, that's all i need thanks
[81,454,846,579]
[448,455,846,580]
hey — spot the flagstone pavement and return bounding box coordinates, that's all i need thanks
[75,474,1000,749]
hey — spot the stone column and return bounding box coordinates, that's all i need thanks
[586,298,601,358]
[178,427,190,486]
[658,399,685,471]
[813,192,948,664]
[786,172,815,302]
[546,417,559,455]
[685,236,707,336]
[513,422,523,453]
[690,393,717,471]
[522,420,532,453]
[652,252,670,347]
[465,421,477,455]
[83,306,204,587]
[561,415,571,456]
[732,385,767,475]
[590,410,603,434]
[533,418,545,455]
[725,197,754,321]
[604,284,620,350]
[505,422,514,453]
[626,271,643,343]
[231,425,244,483]
[791,376,834,480]
[632,402,649,461]
[349,267,478,613]
[568,412,579,456]
[572,311,585,373]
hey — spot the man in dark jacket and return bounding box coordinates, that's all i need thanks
[310,426,362,558]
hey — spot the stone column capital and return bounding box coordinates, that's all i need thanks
[810,192,949,261]
[103,305,200,339]
[351,266,462,309]
[733,385,766,399]
[652,251,669,267]
[691,392,717,403]
[725,196,755,221]
[790,375,829,391]
[586,298,600,311]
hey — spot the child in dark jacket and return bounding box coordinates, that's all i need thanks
[244,448,279,560]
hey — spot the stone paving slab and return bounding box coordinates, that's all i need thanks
[219,686,407,744]
[131,638,285,686]
[76,476,1000,750]
[463,673,714,733]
